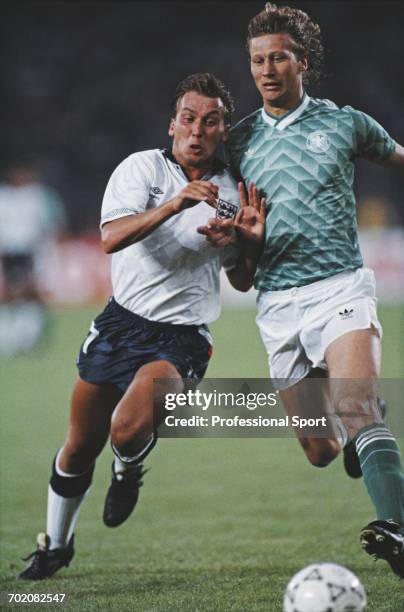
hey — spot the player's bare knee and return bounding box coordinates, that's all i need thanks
[301,439,340,467]
[110,415,152,453]
[336,395,378,417]
[62,438,101,473]
[60,448,93,474]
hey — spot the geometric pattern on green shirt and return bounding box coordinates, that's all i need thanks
[227,94,396,290]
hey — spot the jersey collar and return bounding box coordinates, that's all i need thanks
[261,92,310,131]
[161,148,226,180]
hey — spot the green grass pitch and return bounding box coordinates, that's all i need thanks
[1,305,403,611]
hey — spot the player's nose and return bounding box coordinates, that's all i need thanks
[191,119,204,136]
[262,59,275,76]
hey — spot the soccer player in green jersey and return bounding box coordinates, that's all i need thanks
[201,3,404,577]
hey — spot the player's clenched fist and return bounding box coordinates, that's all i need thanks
[171,181,219,212]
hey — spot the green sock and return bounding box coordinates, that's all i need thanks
[355,424,404,532]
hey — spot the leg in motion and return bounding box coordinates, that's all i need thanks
[326,328,404,577]
[18,378,119,580]
[104,360,183,527]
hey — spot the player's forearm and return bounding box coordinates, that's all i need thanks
[226,263,255,292]
[385,143,404,170]
[226,242,262,292]
[101,200,179,253]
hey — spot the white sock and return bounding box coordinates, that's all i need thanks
[46,486,87,550]
[46,449,89,550]
[114,456,131,475]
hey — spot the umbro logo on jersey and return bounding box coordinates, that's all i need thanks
[306,130,330,154]
[339,308,354,320]
[150,186,164,197]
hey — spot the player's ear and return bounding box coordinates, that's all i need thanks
[222,125,230,143]
[299,56,309,73]
[168,118,175,137]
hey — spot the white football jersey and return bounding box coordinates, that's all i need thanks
[100,149,240,325]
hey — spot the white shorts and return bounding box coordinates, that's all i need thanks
[256,268,382,389]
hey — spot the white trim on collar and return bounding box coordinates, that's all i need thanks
[260,93,311,131]
[260,108,277,127]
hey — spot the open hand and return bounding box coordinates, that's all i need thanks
[234,182,266,244]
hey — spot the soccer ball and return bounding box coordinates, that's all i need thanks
[283,563,367,612]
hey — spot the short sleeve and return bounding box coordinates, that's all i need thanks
[349,108,396,161]
[100,152,154,227]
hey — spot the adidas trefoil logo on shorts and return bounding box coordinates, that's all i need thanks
[339,307,354,320]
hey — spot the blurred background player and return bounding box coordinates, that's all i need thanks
[18,73,265,581]
[0,162,66,356]
[203,2,404,577]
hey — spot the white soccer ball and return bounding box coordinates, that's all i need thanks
[283,563,367,612]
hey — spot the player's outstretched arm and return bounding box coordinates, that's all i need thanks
[101,181,218,253]
[197,181,266,291]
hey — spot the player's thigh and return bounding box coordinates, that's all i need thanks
[325,326,381,379]
[63,377,122,460]
[279,368,331,420]
[111,360,184,437]
[325,327,382,437]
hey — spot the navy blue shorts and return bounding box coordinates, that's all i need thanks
[76,298,212,393]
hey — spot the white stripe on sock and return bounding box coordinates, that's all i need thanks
[112,433,155,464]
[356,428,392,452]
[356,426,390,445]
[55,448,93,478]
[357,436,395,457]
[356,431,394,455]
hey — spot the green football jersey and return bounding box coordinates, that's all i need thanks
[227,93,396,290]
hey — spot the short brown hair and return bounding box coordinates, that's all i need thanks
[246,3,324,86]
[171,73,235,126]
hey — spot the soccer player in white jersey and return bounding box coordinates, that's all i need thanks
[18,73,265,580]
[202,4,404,577]
[0,163,66,355]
